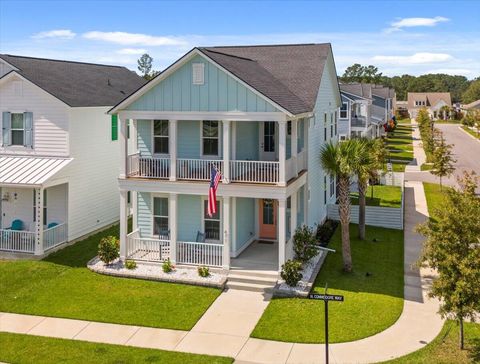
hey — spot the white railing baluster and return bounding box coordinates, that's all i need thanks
[0,229,36,253]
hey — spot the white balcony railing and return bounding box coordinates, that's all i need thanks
[177,241,223,267]
[128,153,170,179]
[297,150,306,173]
[0,230,35,253]
[126,230,171,262]
[229,160,279,184]
[177,159,223,181]
[43,223,68,251]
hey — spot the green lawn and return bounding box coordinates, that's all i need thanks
[421,163,434,171]
[381,320,480,364]
[0,333,233,364]
[0,224,221,330]
[385,124,414,172]
[462,126,480,140]
[422,182,452,221]
[251,224,404,343]
[350,185,402,208]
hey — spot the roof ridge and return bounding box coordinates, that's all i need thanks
[199,48,255,62]
[201,43,330,49]
[0,54,129,70]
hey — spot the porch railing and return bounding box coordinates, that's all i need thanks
[0,230,35,253]
[127,153,170,179]
[297,150,306,173]
[229,160,279,184]
[177,241,223,267]
[126,230,170,262]
[177,159,223,181]
[43,223,68,251]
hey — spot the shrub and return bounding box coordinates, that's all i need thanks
[98,236,119,265]
[293,225,318,263]
[316,219,339,246]
[197,266,210,278]
[125,260,137,270]
[281,260,303,287]
[162,258,174,273]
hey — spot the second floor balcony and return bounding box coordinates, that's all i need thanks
[120,119,308,186]
[351,115,367,128]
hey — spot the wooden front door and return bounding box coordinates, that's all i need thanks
[259,199,277,239]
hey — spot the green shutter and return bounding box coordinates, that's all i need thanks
[111,115,118,141]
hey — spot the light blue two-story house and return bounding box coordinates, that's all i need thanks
[110,44,341,277]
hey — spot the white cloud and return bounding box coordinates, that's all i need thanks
[117,48,147,55]
[386,16,449,33]
[83,31,186,46]
[372,52,453,65]
[31,29,76,39]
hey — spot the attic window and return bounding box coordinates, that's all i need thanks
[192,63,205,85]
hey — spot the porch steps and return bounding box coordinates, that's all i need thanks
[226,270,279,293]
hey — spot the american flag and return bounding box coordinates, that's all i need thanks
[207,165,222,217]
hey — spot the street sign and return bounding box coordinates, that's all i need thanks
[308,293,344,302]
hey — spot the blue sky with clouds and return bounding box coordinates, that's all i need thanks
[1,0,479,79]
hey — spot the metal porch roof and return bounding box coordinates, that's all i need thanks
[0,156,72,186]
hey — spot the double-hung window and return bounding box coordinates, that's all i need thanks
[340,102,348,119]
[153,120,169,154]
[153,197,169,238]
[202,120,219,156]
[33,190,47,226]
[11,113,25,146]
[204,200,220,240]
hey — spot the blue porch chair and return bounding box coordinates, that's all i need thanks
[9,219,24,231]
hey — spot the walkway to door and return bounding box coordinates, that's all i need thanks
[231,240,278,271]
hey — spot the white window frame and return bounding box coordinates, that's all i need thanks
[151,120,169,156]
[151,194,169,238]
[201,120,220,157]
[340,102,349,119]
[10,112,25,147]
[201,197,222,243]
[192,63,205,85]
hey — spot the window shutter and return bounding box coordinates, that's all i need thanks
[24,112,33,148]
[111,115,118,141]
[192,63,205,85]
[2,111,11,146]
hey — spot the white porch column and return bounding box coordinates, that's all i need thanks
[34,188,44,256]
[169,120,177,181]
[168,193,178,264]
[290,191,298,237]
[231,197,237,258]
[222,120,231,183]
[278,198,286,271]
[291,120,298,177]
[131,119,138,152]
[119,115,128,179]
[132,191,138,231]
[278,120,287,186]
[223,196,231,270]
[119,189,128,260]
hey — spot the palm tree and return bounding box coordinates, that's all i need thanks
[320,140,361,272]
[354,139,375,240]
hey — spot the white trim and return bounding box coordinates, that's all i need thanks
[0,57,19,71]
[200,120,220,158]
[200,195,222,243]
[150,194,169,237]
[118,110,287,122]
[151,119,169,156]
[109,48,293,116]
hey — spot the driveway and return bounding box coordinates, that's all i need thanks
[406,123,480,189]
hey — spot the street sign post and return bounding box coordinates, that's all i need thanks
[308,286,344,364]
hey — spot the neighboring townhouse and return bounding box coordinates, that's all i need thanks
[407,92,451,119]
[0,55,145,256]
[338,83,373,140]
[462,99,480,112]
[371,85,396,137]
[109,44,341,274]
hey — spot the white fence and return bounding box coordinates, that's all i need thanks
[128,154,170,179]
[177,159,223,181]
[126,231,170,262]
[230,160,279,184]
[0,230,35,253]
[177,241,223,267]
[297,150,306,174]
[43,223,68,251]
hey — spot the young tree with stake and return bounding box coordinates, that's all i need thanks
[431,131,456,189]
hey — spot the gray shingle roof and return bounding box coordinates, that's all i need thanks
[198,44,333,115]
[0,54,146,107]
[339,83,373,99]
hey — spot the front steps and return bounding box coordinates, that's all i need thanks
[226,268,279,292]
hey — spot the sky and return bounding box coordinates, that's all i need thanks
[1,0,479,79]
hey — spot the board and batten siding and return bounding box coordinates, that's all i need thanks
[127,55,279,113]
[234,197,255,253]
[306,51,341,227]
[53,107,120,241]
[235,122,259,160]
[0,77,70,157]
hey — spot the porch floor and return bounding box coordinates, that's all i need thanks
[231,240,278,271]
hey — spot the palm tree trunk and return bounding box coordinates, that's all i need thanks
[358,177,367,240]
[338,175,353,272]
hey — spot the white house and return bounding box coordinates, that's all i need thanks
[0,54,145,256]
[109,44,341,279]
[407,92,451,119]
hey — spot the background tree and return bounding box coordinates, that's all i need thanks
[416,173,480,350]
[462,78,480,104]
[431,131,456,189]
[137,53,154,80]
[417,108,435,162]
[341,64,383,84]
[320,140,361,272]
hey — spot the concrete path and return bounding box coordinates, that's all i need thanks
[405,120,425,173]
[0,183,444,363]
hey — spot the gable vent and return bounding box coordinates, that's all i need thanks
[192,63,205,85]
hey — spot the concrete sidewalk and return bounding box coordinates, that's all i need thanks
[0,182,443,363]
[405,120,426,172]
